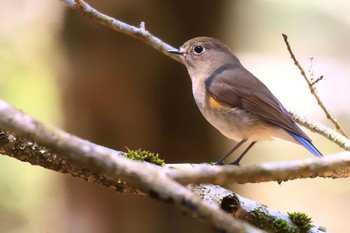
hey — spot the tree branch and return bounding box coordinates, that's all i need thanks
[167,152,350,185]
[188,184,325,233]
[282,33,349,138]
[289,110,350,150]
[0,129,143,195]
[0,124,325,232]
[61,0,182,63]
[0,100,262,233]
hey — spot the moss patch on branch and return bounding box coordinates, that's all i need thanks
[126,148,165,166]
[288,212,313,232]
[251,207,313,233]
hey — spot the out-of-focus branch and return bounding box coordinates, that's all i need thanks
[0,99,261,233]
[282,33,349,138]
[2,112,350,188]
[188,184,325,233]
[0,124,325,232]
[0,129,143,195]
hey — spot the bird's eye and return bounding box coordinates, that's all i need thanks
[193,45,205,54]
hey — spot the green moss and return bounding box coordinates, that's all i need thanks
[272,219,298,233]
[288,212,313,232]
[251,208,312,233]
[126,147,165,166]
[251,207,273,230]
[115,178,126,193]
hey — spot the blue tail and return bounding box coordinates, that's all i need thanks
[289,132,323,157]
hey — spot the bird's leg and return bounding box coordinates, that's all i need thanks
[215,139,247,165]
[230,141,257,166]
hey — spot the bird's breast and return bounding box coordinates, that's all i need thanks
[191,80,293,142]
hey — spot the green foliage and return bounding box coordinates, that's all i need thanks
[126,148,165,166]
[272,219,298,233]
[251,207,272,230]
[116,179,126,193]
[288,212,313,232]
[251,208,313,233]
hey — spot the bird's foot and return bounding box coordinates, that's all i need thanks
[228,160,241,166]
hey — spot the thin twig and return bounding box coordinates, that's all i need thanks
[307,57,324,86]
[65,0,183,63]
[311,75,323,86]
[282,34,349,138]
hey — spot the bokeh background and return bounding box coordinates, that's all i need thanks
[1,0,350,232]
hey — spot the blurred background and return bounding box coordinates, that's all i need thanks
[0,0,349,232]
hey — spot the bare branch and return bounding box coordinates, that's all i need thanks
[0,129,143,195]
[0,99,262,233]
[61,0,182,63]
[2,104,350,188]
[167,152,350,185]
[310,75,323,86]
[289,110,350,150]
[282,34,349,138]
[188,184,325,233]
[0,124,326,232]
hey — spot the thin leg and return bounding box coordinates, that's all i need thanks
[230,141,257,166]
[215,139,247,165]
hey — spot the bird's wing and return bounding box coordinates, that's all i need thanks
[205,63,311,141]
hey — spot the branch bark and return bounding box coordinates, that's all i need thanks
[0,100,262,233]
[188,184,325,233]
[0,123,325,232]
[167,152,350,185]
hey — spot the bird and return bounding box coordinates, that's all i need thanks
[168,37,322,165]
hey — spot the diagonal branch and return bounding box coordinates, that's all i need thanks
[282,34,348,138]
[1,104,350,188]
[0,99,262,233]
[289,110,350,150]
[61,0,182,63]
[189,184,325,233]
[0,116,325,232]
[0,129,143,195]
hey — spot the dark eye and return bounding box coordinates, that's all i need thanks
[193,45,204,54]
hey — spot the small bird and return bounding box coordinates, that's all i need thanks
[169,37,322,165]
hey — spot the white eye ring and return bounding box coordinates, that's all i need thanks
[193,45,205,54]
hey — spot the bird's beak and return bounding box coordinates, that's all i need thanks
[168,49,184,55]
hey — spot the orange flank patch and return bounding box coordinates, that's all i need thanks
[208,95,231,109]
